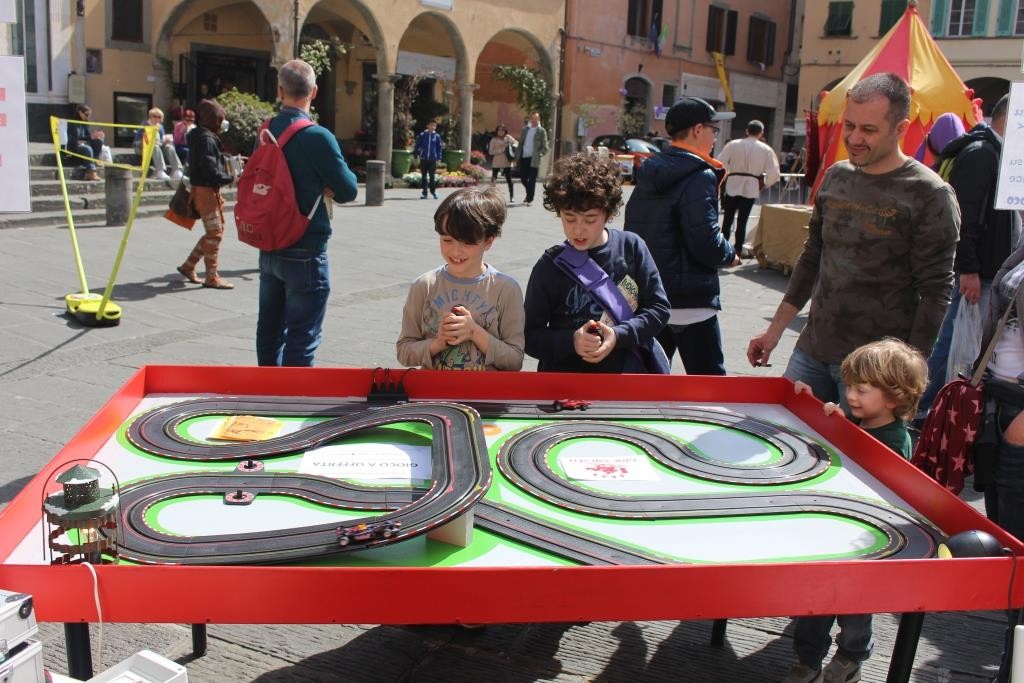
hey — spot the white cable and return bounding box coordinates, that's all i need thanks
[82,561,104,670]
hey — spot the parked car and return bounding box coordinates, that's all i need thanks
[648,136,673,152]
[590,135,660,176]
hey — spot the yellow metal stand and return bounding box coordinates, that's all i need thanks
[51,116,157,327]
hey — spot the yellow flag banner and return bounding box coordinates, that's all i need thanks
[711,52,734,111]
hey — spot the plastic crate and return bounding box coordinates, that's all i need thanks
[87,651,187,683]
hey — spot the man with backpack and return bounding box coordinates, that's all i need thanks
[918,93,1021,417]
[252,59,358,367]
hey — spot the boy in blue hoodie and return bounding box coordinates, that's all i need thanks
[414,120,444,199]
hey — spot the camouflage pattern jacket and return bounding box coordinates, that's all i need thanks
[784,159,960,364]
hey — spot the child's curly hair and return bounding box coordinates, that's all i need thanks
[840,338,928,421]
[542,153,623,218]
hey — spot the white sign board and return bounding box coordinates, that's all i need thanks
[996,82,1024,210]
[561,453,658,481]
[0,56,30,213]
[299,443,431,481]
[396,50,456,80]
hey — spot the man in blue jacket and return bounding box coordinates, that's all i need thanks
[257,59,359,367]
[624,97,739,375]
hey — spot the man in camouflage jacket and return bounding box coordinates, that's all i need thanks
[748,73,960,400]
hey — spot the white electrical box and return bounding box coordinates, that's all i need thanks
[87,650,188,683]
[0,638,44,683]
[0,592,37,661]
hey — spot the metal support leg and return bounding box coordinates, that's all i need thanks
[710,618,727,647]
[886,612,925,683]
[192,623,207,657]
[64,622,93,680]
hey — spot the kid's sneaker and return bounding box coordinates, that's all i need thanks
[822,654,861,683]
[782,663,822,683]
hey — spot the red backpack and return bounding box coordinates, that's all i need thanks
[234,119,322,251]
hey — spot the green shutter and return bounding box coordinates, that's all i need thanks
[879,0,905,35]
[996,0,1015,34]
[932,0,949,35]
[973,0,991,34]
[826,1,854,36]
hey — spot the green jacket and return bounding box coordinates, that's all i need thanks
[516,124,548,168]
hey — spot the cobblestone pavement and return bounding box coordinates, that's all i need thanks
[0,186,1005,682]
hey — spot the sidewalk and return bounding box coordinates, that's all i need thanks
[0,187,1003,682]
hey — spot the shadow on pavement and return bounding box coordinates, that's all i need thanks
[0,475,33,505]
[97,268,261,304]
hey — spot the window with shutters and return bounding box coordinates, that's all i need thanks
[662,83,677,107]
[825,1,854,36]
[879,0,905,34]
[111,0,143,42]
[706,6,737,55]
[947,0,976,35]
[628,0,663,39]
[747,16,776,65]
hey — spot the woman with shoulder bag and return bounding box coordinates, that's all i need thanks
[487,124,517,204]
[176,99,236,289]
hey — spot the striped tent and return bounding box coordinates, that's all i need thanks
[811,0,980,196]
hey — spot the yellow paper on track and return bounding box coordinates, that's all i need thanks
[210,415,283,442]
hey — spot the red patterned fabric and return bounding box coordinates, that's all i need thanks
[911,379,983,494]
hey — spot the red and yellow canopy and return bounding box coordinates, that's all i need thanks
[811,1,980,193]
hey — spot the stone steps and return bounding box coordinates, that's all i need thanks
[12,147,239,229]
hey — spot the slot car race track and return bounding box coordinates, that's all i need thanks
[119,401,489,564]
[117,397,943,565]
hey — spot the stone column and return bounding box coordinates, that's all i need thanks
[152,57,173,115]
[458,82,479,154]
[375,73,400,178]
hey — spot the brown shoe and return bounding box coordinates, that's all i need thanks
[83,170,100,181]
[202,278,234,290]
[176,265,201,284]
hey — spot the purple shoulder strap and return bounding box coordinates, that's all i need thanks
[549,242,634,323]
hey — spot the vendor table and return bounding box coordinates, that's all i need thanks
[0,366,1019,682]
[752,203,813,274]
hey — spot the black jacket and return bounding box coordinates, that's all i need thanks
[624,147,735,310]
[186,126,233,189]
[941,124,1020,279]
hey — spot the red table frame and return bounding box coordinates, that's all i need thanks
[0,366,1019,680]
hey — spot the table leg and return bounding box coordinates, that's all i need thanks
[192,623,207,657]
[886,612,925,683]
[710,618,727,647]
[64,622,93,680]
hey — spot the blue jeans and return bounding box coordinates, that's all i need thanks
[656,316,726,375]
[783,348,849,413]
[794,614,874,668]
[785,347,869,666]
[919,277,992,419]
[256,248,330,367]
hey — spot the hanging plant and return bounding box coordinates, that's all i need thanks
[493,65,553,130]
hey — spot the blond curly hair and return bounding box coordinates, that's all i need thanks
[840,338,928,421]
